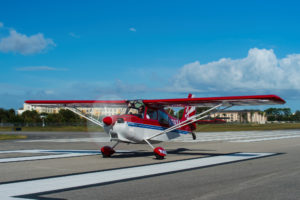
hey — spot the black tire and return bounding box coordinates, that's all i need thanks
[154,154,165,160]
[102,154,110,158]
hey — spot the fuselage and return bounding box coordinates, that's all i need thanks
[103,107,194,144]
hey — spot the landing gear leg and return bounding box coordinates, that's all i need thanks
[144,139,167,160]
[101,141,119,158]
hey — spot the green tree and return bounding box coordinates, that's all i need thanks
[59,109,82,123]
[45,113,63,124]
[21,110,41,125]
[0,108,9,123]
[264,108,293,121]
[0,108,22,124]
[59,109,87,124]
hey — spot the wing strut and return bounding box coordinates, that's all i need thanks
[146,103,224,141]
[65,107,104,127]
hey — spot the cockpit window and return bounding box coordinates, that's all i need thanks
[158,110,169,124]
[125,100,145,118]
[147,109,157,120]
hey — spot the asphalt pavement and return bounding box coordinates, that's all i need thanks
[0,130,299,200]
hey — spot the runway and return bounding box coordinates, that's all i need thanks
[0,130,300,200]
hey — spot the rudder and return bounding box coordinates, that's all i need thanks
[181,94,196,131]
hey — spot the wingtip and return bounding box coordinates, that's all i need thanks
[270,94,286,104]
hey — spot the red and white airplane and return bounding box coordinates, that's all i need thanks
[25,94,285,159]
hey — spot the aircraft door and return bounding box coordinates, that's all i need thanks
[146,108,158,120]
[158,110,169,125]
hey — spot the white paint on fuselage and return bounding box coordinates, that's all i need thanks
[111,122,182,143]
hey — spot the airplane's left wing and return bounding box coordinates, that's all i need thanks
[145,94,286,141]
[143,94,285,108]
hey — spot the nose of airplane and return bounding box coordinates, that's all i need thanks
[102,116,113,126]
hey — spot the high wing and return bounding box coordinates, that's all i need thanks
[25,100,128,108]
[25,95,286,142]
[143,94,285,108]
[25,95,285,108]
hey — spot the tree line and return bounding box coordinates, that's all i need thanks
[171,107,300,122]
[0,107,300,127]
[264,108,300,121]
[0,108,86,126]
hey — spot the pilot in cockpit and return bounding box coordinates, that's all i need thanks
[138,106,145,118]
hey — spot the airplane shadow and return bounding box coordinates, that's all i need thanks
[111,148,229,159]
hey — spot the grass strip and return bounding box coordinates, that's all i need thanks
[0,123,300,132]
[0,134,27,140]
[0,126,104,132]
[196,123,300,132]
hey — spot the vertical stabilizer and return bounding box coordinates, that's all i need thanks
[181,94,196,122]
[181,93,197,134]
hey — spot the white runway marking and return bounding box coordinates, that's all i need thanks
[19,137,111,143]
[172,130,300,143]
[16,130,300,144]
[0,153,97,163]
[0,149,101,163]
[232,134,300,142]
[0,149,132,163]
[0,152,275,200]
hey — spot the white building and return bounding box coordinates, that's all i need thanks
[210,110,267,124]
[18,103,126,118]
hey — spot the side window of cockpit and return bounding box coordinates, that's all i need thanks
[147,109,157,120]
[158,110,169,124]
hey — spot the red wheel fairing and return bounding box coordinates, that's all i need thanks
[154,147,167,159]
[101,146,115,157]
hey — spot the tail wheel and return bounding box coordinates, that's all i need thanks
[154,147,167,160]
[101,146,115,158]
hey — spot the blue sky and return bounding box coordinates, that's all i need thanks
[1,0,300,111]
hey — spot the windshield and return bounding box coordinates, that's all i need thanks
[125,100,145,118]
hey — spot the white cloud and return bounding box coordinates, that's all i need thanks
[0,22,3,28]
[69,32,80,38]
[44,90,55,95]
[16,66,67,71]
[129,27,136,32]
[0,29,55,55]
[172,48,300,94]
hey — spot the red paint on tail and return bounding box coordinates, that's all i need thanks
[181,94,197,131]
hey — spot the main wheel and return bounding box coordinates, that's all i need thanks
[154,154,165,160]
[154,147,167,160]
[101,146,115,158]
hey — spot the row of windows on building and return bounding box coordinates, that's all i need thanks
[18,104,126,118]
